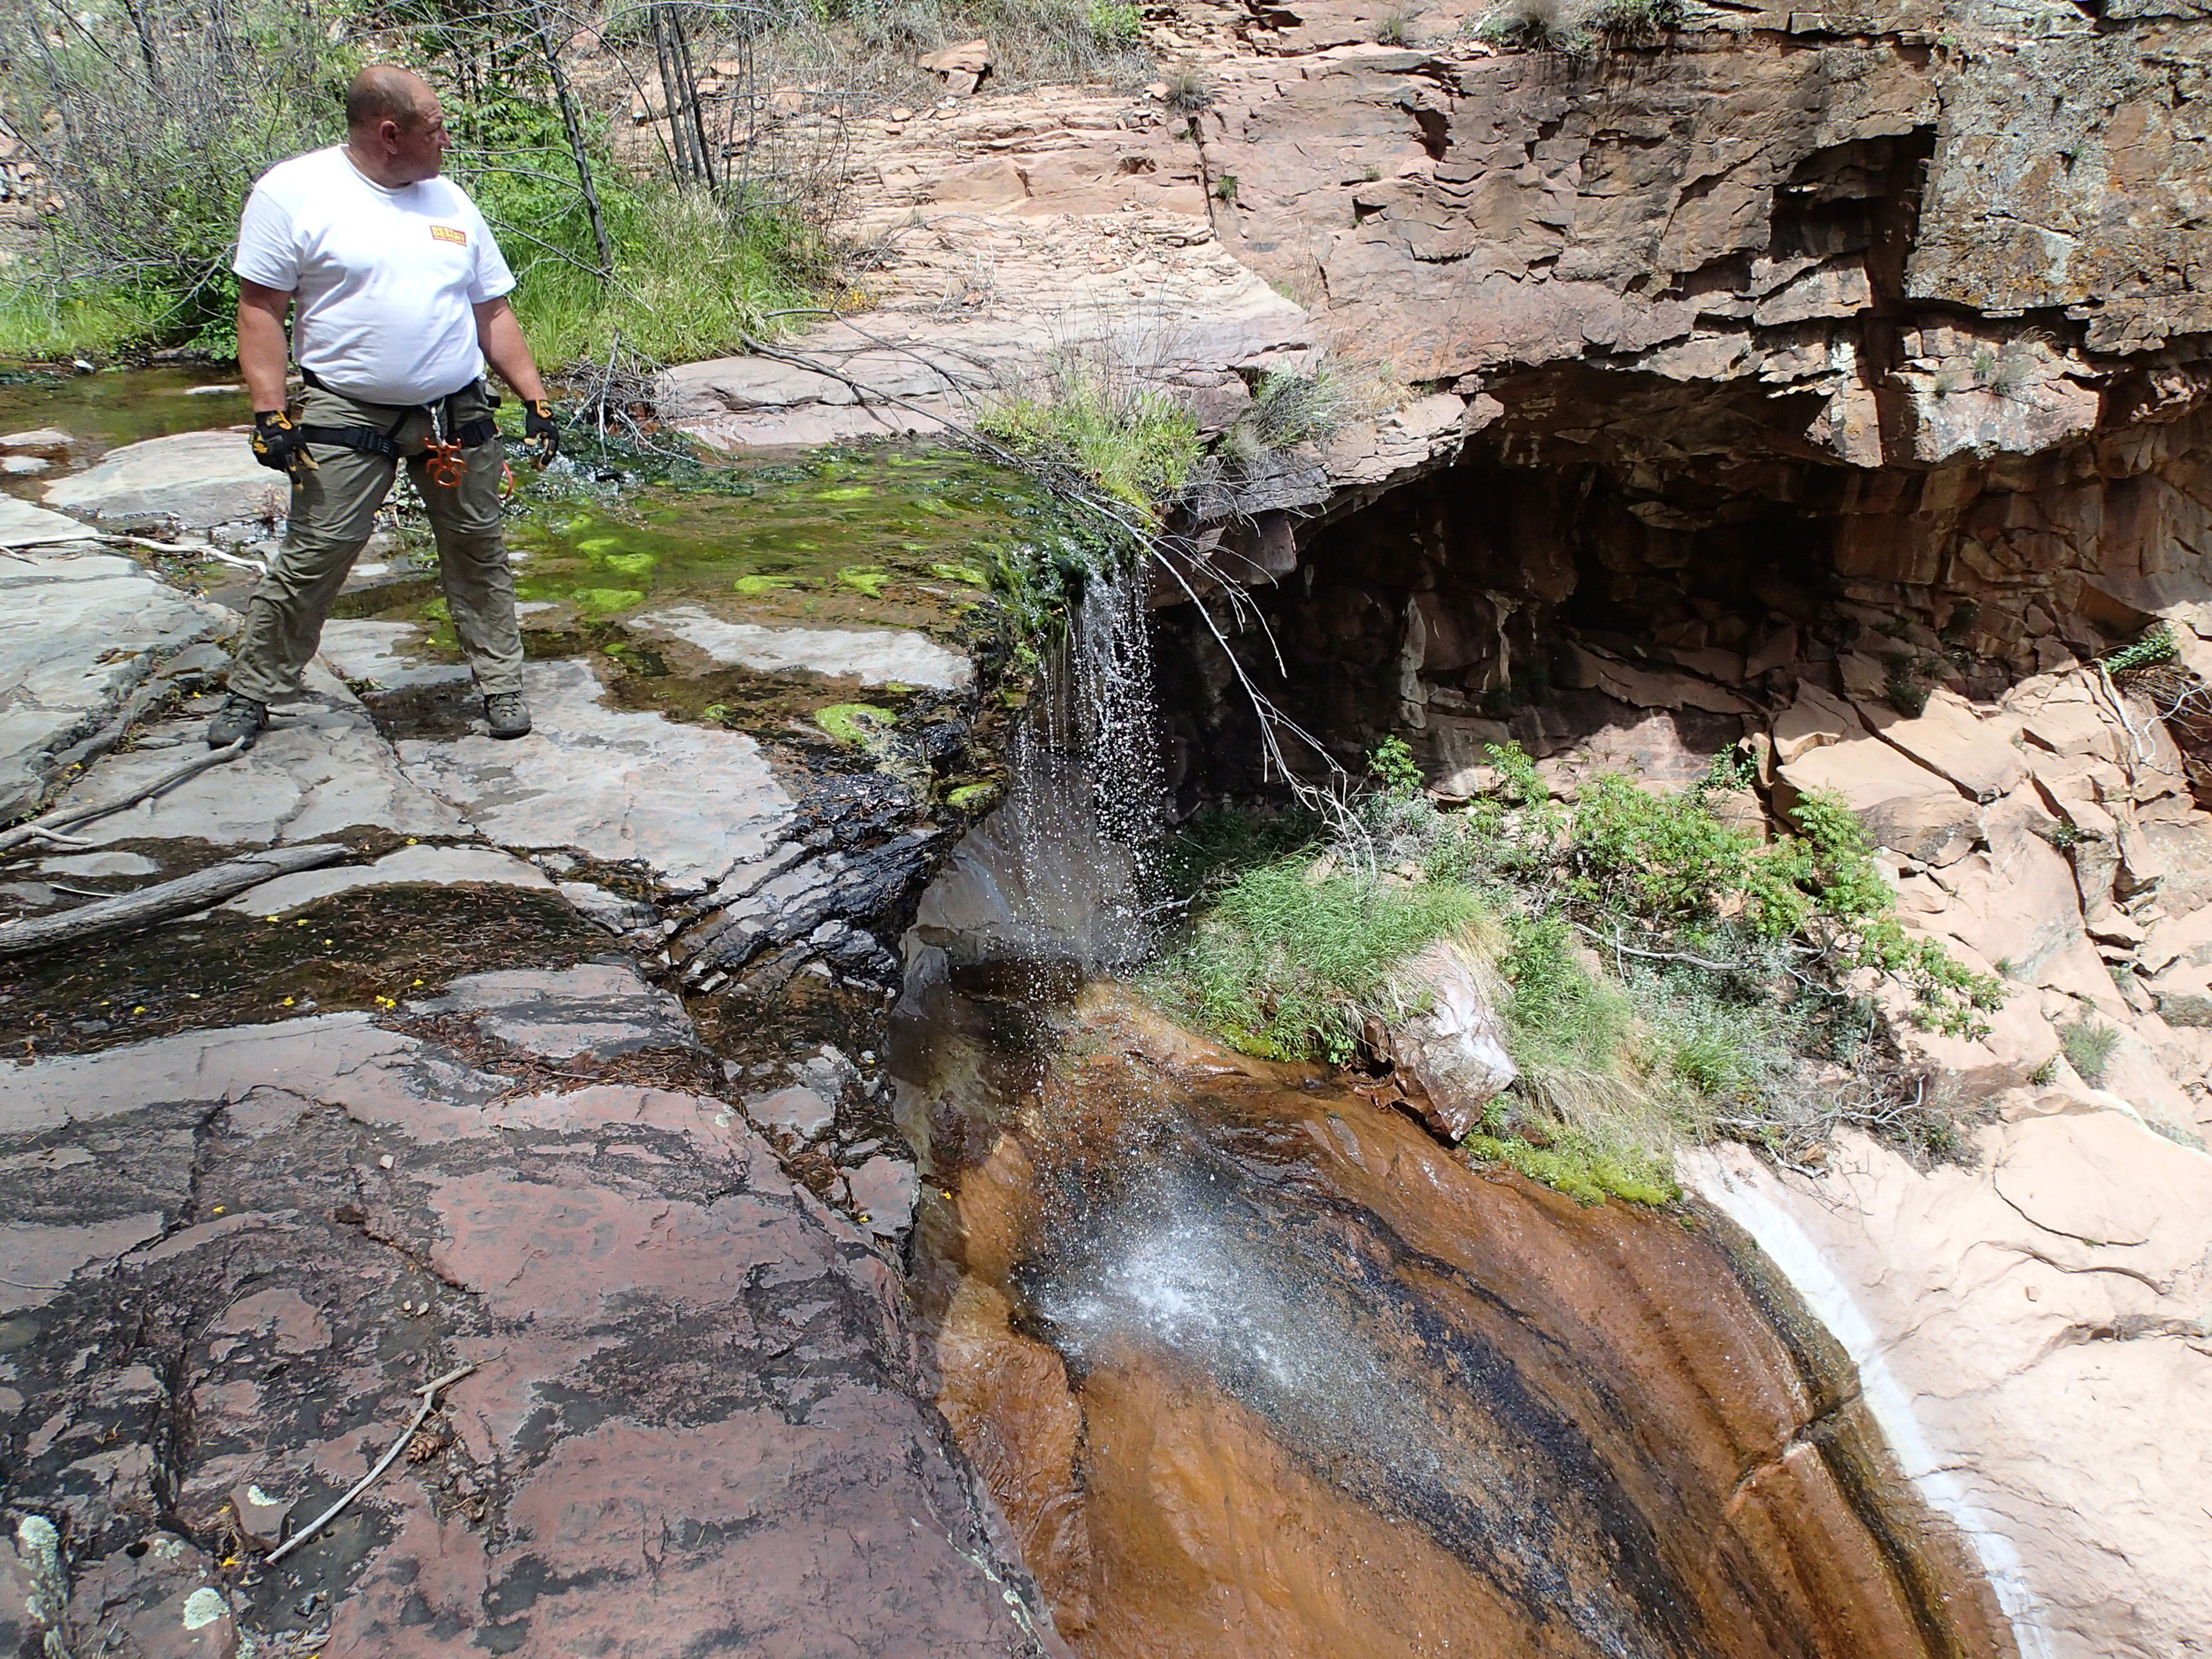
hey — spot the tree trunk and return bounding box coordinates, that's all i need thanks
[534,1,614,275]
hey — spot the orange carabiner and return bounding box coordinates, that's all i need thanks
[425,437,468,489]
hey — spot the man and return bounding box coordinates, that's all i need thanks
[211,63,559,748]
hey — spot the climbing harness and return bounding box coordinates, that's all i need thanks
[424,401,468,489]
[293,367,498,467]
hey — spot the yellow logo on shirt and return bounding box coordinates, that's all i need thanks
[429,225,468,246]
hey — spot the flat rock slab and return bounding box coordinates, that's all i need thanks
[42,428,280,530]
[0,495,101,546]
[215,843,554,916]
[747,1084,839,1141]
[632,604,974,690]
[1777,735,1978,864]
[48,668,465,850]
[394,658,794,891]
[1,427,78,450]
[0,964,1054,1659]
[0,547,233,822]
[318,618,473,690]
[411,963,695,1060]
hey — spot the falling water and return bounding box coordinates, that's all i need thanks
[908,563,1164,972]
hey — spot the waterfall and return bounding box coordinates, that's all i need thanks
[908,563,1164,974]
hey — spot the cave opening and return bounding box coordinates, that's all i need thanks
[1160,365,2211,815]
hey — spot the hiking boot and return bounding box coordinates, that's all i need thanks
[206,693,267,748]
[484,691,532,740]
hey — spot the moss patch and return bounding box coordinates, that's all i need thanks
[815,703,897,748]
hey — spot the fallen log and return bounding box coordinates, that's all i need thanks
[0,841,349,957]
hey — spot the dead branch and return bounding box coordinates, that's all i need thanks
[0,739,249,855]
[0,840,347,956]
[265,1362,477,1565]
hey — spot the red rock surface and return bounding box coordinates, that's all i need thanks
[0,964,1056,1659]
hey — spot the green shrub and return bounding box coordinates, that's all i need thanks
[1591,0,1685,34]
[1145,743,2003,1196]
[1087,0,1144,45]
[1375,12,1413,44]
[1367,734,1424,800]
[2101,626,2179,676]
[1144,858,1487,1064]
[0,0,354,356]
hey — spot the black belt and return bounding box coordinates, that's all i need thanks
[296,367,499,455]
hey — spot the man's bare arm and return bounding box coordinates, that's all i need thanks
[472,297,548,404]
[236,280,294,411]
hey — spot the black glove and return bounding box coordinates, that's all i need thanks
[524,399,559,465]
[250,410,315,474]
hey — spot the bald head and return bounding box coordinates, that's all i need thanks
[342,65,449,187]
[346,65,434,134]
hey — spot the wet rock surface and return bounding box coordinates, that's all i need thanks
[898,984,2012,1659]
[42,428,281,534]
[0,964,1056,1658]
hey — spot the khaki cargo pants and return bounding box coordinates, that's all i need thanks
[228,378,524,705]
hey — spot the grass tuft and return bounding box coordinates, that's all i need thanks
[1145,856,1488,1064]
[978,353,1204,511]
[2058,1016,2119,1086]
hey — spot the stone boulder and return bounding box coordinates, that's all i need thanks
[1376,940,1517,1139]
[918,38,991,96]
[1860,689,2026,803]
[43,428,281,531]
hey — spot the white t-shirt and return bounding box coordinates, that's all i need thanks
[233,147,515,407]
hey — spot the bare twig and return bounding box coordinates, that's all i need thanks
[0,739,249,855]
[1568,920,1742,973]
[265,1363,477,1566]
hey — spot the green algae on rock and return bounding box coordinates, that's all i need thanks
[814,703,896,748]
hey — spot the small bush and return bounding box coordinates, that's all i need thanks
[1591,0,1685,36]
[1885,654,1934,717]
[1212,173,1239,203]
[1375,12,1413,44]
[2059,1017,2119,1085]
[2101,626,2180,676]
[1367,734,1425,799]
[1145,743,2003,1198]
[1472,0,1586,51]
[1144,857,1489,1064]
[1087,0,1145,46]
[1163,64,1213,111]
[1216,365,1351,467]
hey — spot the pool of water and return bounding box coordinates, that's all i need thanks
[0,365,250,494]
